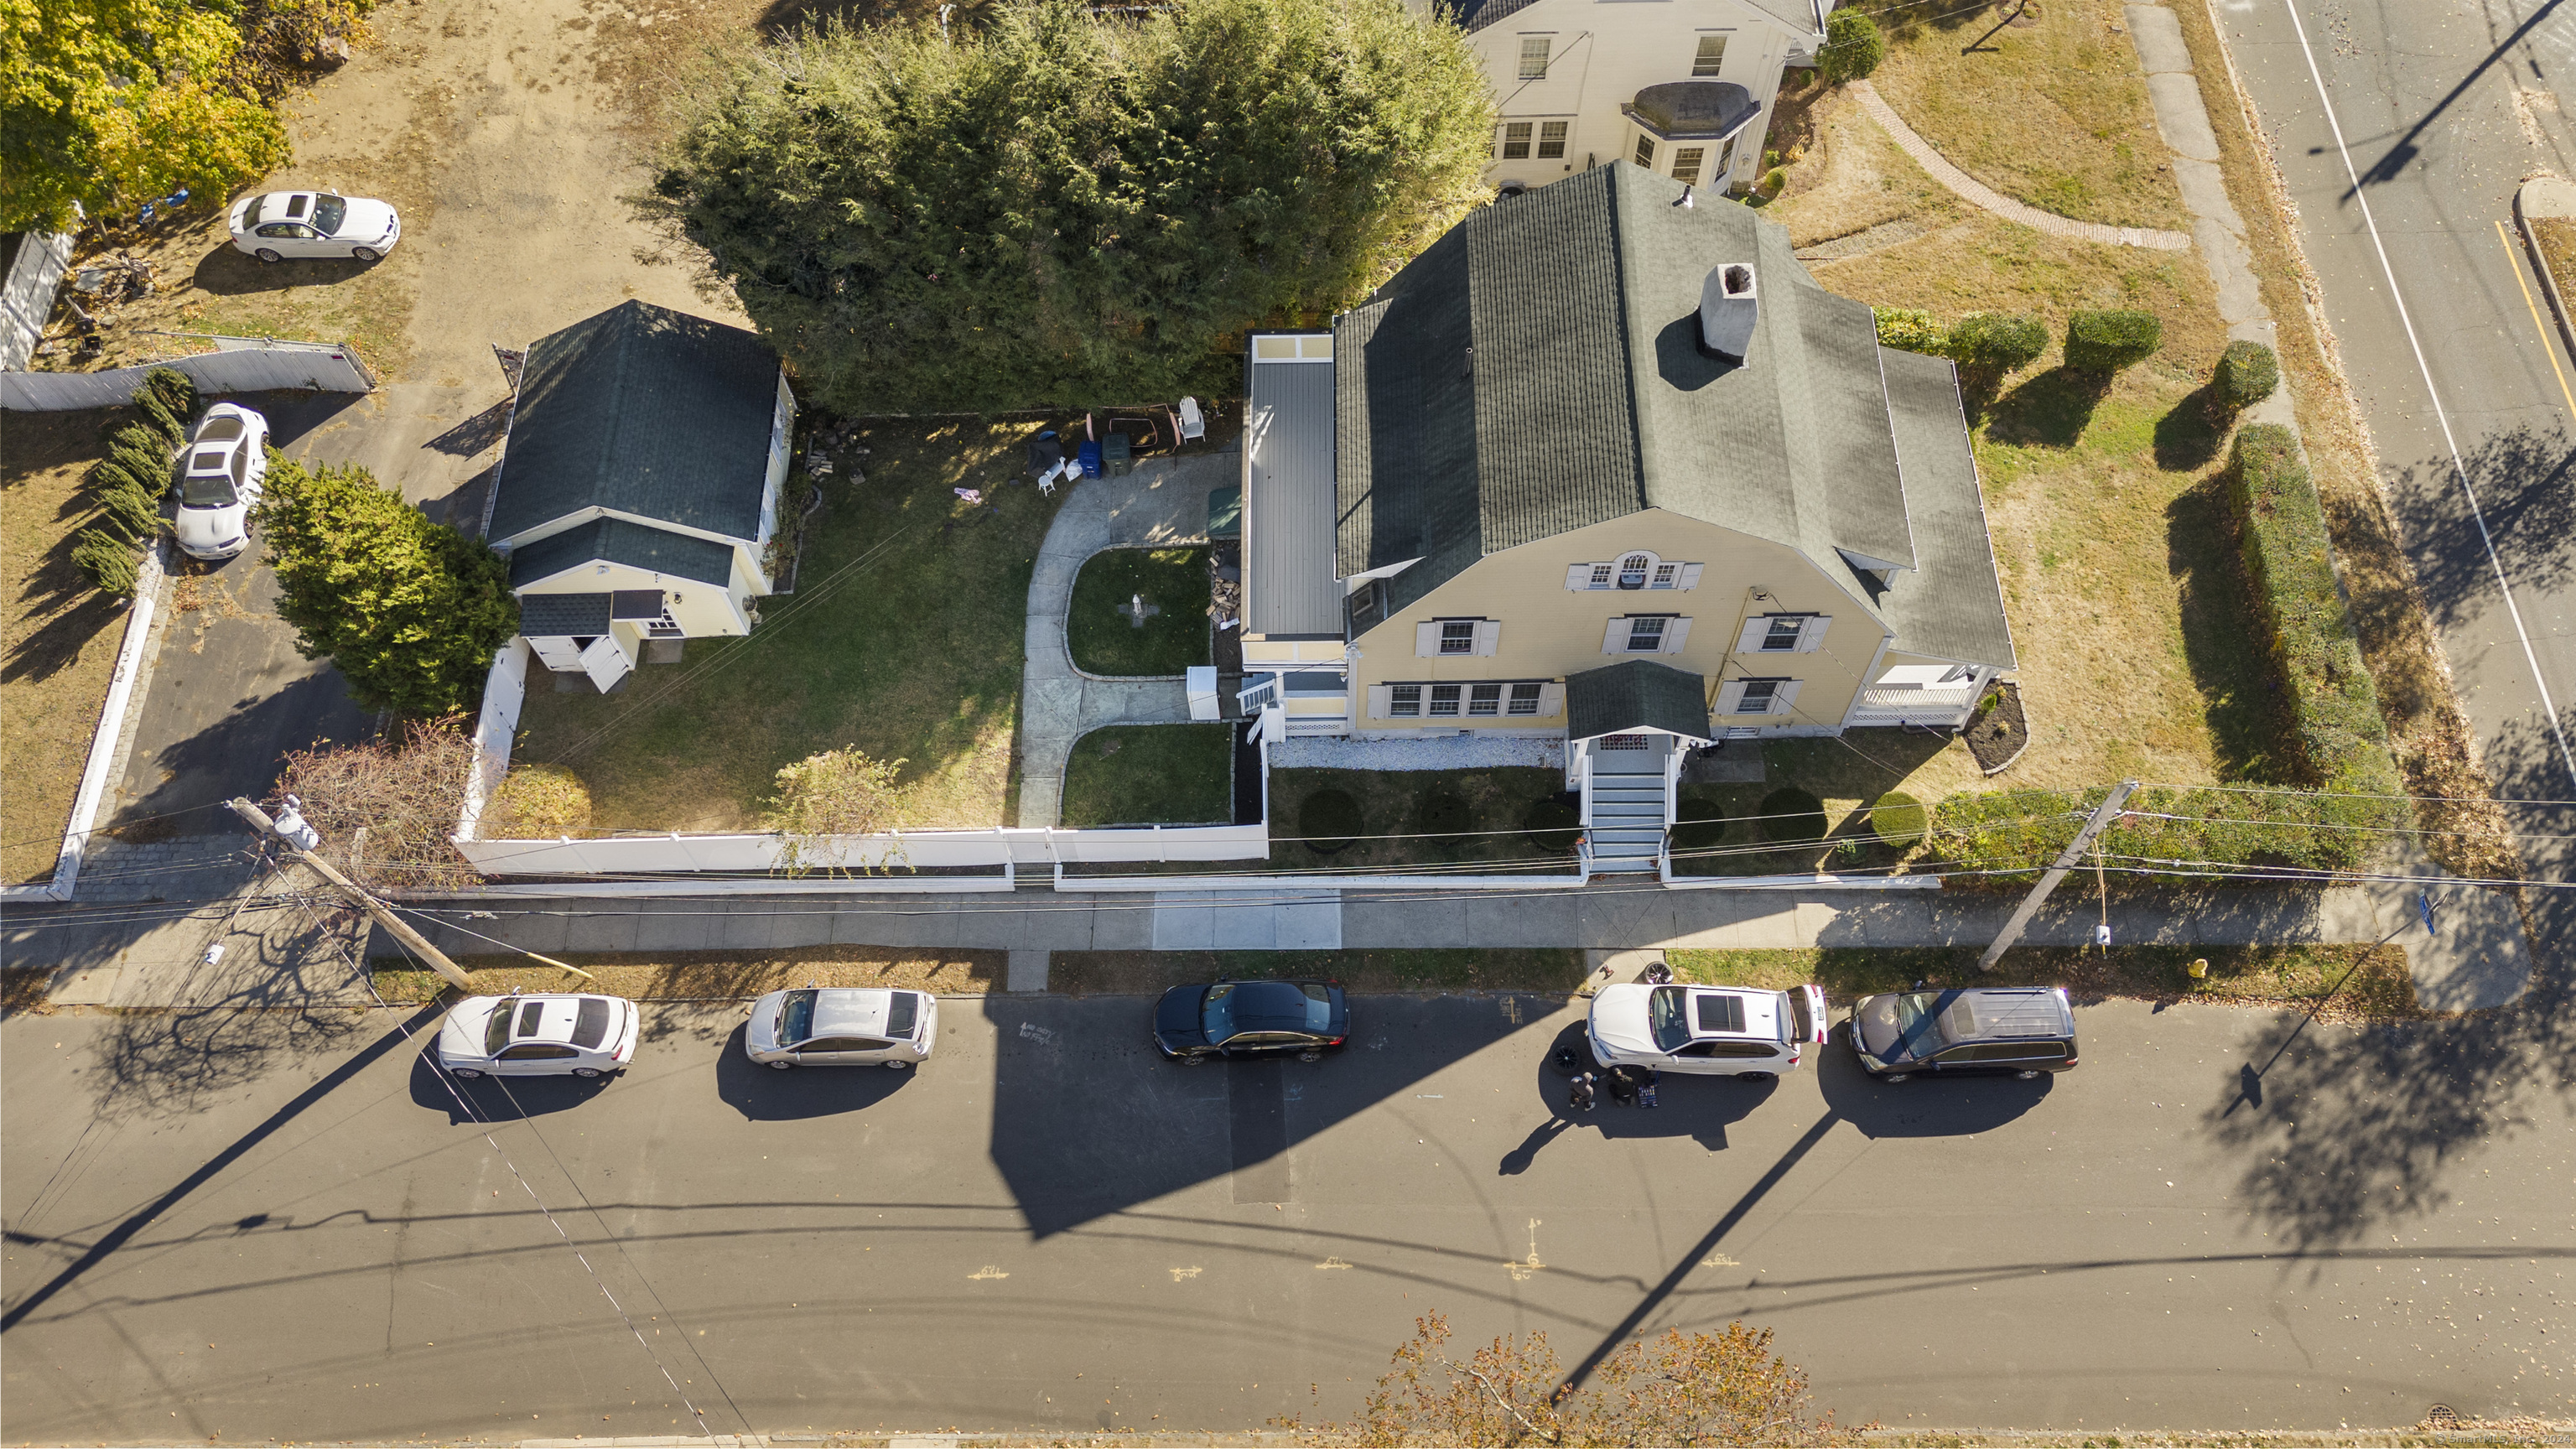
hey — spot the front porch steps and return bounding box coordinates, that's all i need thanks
[1583,761,1669,875]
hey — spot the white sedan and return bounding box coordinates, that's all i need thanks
[173,402,267,561]
[227,190,402,262]
[1587,981,1828,1083]
[745,986,937,1069]
[438,993,638,1079]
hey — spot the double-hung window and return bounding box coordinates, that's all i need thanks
[1626,616,1668,652]
[1692,34,1727,75]
[1502,122,1535,159]
[1389,684,1422,717]
[1633,134,1657,169]
[1428,684,1463,717]
[1672,147,1706,184]
[1468,683,1504,716]
[1508,682,1543,715]
[1439,621,1478,655]
[1538,121,1569,159]
[1519,36,1551,79]
[1739,678,1779,713]
[1763,615,1805,651]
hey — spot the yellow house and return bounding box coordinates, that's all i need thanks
[1237,162,2013,871]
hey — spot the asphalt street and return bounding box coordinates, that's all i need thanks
[2220,0,2576,958]
[4,994,2568,1440]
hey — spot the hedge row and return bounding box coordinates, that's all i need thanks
[1929,782,2404,879]
[2226,423,2404,799]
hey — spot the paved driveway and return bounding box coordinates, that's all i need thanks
[4,994,2567,1440]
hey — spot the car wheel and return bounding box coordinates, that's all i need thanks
[1298,1048,1322,1062]
[451,1067,483,1079]
[254,247,283,263]
[1179,1052,1208,1067]
[2017,1069,2043,1080]
[1738,1072,1776,1084]
[768,1060,794,1071]
[1882,1072,1912,1083]
[886,1059,911,1070]
[351,246,382,262]
[573,1067,603,1078]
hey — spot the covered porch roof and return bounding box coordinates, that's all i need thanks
[1566,660,1711,742]
[1623,80,1760,143]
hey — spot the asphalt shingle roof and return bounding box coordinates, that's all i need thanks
[507,517,738,590]
[1871,347,2018,667]
[489,300,780,544]
[517,591,613,637]
[1566,659,1711,740]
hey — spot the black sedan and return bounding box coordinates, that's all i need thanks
[1152,978,1348,1063]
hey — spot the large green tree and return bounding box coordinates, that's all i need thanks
[649,0,1495,413]
[0,0,292,232]
[255,456,518,717]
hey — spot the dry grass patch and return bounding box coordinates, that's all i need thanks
[1763,82,1969,247]
[1671,941,2423,1021]
[1050,949,1588,996]
[371,945,1005,1003]
[2,409,135,884]
[510,419,1058,832]
[1870,0,2190,232]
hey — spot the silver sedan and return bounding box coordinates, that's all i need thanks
[745,987,937,1069]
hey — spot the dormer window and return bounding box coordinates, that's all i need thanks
[1568,552,1701,591]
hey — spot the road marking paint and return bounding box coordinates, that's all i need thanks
[1317,1257,1354,1270]
[1501,996,1524,1026]
[2496,220,2576,422]
[968,1265,1009,1280]
[1504,1218,1545,1280]
[1169,1266,1202,1281]
[1702,1253,1742,1268]
[2279,0,2576,792]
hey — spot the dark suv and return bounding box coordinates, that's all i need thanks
[1847,985,2078,1081]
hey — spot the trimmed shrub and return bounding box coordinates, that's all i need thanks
[1671,797,1729,852]
[1819,8,1884,83]
[70,528,139,596]
[1299,788,1362,854]
[1760,165,1787,195]
[2064,309,2163,373]
[1758,787,1827,844]
[143,366,198,423]
[1930,780,2404,880]
[1413,787,1472,855]
[137,387,187,447]
[1946,312,2049,374]
[1872,306,1947,356]
[106,423,170,493]
[2227,424,2404,799]
[92,479,159,543]
[1523,795,1581,855]
[2212,339,2280,413]
[89,457,147,498]
[1868,791,1927,849]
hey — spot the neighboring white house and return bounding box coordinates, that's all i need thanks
[486,299,793,694]
[1450,0,1834,198]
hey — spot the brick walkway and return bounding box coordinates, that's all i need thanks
[1849,80,2194,252]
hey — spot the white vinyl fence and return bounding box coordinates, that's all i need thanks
[1,231,74,371]
[1,340,375,411]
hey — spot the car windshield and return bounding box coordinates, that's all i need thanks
[1871,991,1950,1060]
[483,1004,512,1055]
[312,194,349,236]
[1202,983,1239,1042]
[1201,981,1331,1043]
[1647,986,1692,1052]
[886,991,919,1038]
[778,989,817,1046]
[182,464,236,508]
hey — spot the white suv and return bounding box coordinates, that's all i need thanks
[1587,981,1829,1083]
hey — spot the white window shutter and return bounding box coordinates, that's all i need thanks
[1773,679,1804,715]
[1660,616,1693,654]
[1472,620,1502,657]
[1367,684,1393,719]
[1415,621,1441,657]
[1564,564,1592,590]
[1796,615,1831,653]
[1735,618,1768,652]
[1678,563,1704,590]
[1602,618,1628,654]
[1714,679,1750,714]
[1536,683,1566,717]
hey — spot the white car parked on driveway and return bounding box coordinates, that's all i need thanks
[438,993,638,1079]
[174,402,267,561]
[1587,981,1829,1083]
[227,190,402,262]
[745,987,937,1069]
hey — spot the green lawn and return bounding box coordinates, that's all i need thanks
[1066,547,1211,676]
[1059,723,1233,825]
[1269,766,1576,874]
[508,420,1061,831]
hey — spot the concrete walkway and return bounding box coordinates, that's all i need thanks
[1015,450,1237,828]
[1849,80,2194,252]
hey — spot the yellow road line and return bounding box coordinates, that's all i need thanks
[2497,217,2576,421]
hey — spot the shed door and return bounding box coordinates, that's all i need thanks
[528,636,585,672]
[579,635,632,693]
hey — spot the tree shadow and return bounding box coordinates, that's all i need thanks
[2152,388,2225,471]
[3,589,124,687]
[2383,418,2576,631]
[1981,366,2111,449]
[2164,473,2294,781]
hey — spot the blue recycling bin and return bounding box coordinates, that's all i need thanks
[1078,440,1103,477]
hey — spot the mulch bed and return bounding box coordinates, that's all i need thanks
[1962,679,2031,775]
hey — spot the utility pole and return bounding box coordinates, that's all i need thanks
[227,797,474,992]
[1978,779,2139,973]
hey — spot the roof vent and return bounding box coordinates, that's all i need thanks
[1698,262,1758,366]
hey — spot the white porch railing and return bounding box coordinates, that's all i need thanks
[1849,683,1978,724]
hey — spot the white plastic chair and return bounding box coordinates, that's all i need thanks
[1176,396,1206,443]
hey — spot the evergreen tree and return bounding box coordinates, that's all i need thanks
[649,0,1494,413]
[254,457,518,716]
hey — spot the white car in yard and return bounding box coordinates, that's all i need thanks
[745,987,937,1069]
[1587,981,1829,1083]
[227,190,402,262]
[438,993,638,1079]
[173,402,268,561]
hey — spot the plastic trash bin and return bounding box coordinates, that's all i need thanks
[1104,433,1134,476]
[1078,440,1103,478]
